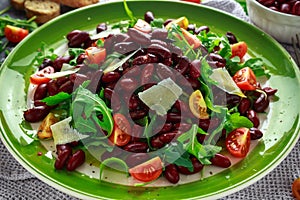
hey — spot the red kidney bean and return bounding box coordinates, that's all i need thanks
[125,153,150,167]
[129,109,148,120]
[141,63,155,85]
[119,77,139,92]
[144,11,155,23]
[157,123,173,133]
[177,157,203,175]
[69,73,89,88]
[199,119,210,131]
[164,164,180,184]
[127,28,151,45]
[226,31,238,44]
[208,53,226,68]
[58,80,74,94]
[96,22,107,33]
[56,76,70,87]
[187,24,196,33]
[250,127,263,140]
[76,53,87,64]
[23,106,50,122]
[67,30,90,48]
[247,109,260,128]
[194,25,210,35]
[38,58,53,70]
[226,94,241,105]
[132,54,159,65]
[101,71,121,83]
[123,142,149,153]
[47,79,59,96]
[87,69,103,93]
[253,93,269,113]
[158,132,177,144]
[238,98,251,115]
[34,83,48,101]
[128,95,140,111]
[150,136,165,149]
[163,19,173,26]
[292,1,300,15]
[262,87,277,96]
[210,153,231,168]
[156,63,176,81]
[186,76,201,89]
[189,59,201,79]
[197,134,206,144]
[54,144,72,170]
[123,65,141,77]
[150,39,168,48]
[66,149,85,171]
[151,28,168,40]
[174,56,189,74]
[114,42,139,54]
[53,56,73,72]
[173,123,192,133]
[258,0,275,7]
[166,112,182,123]
[147,43,171,59]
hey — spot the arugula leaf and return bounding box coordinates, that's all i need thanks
[99,157,129,181]
[71,85,114,135]
[123,0,137,27]
[150,18,164,28]
[177,124,222,165]
[41,92,71,106]
[68,48,85,66]
[34,42,58,66]
[223,112,253,133]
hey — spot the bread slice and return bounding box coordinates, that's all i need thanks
[24,0,61,24]
[10,0,25,10]
[59,0,99,8]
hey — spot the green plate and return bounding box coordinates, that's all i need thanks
[0,0,299,199]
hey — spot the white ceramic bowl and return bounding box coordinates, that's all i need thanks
[246,0,300,44]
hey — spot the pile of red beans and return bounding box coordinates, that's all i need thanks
[257,0,300,15]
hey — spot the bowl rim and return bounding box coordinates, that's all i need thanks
[247,0,300,19]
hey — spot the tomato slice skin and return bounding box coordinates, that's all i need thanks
[108,113,131,146]
[30,66,55,85]
[4,25,29,43]
[292,178,300,200]
[129,156,163,182]
[233,67,257,91]
[231,41,248,60]
[85,47,106,64]
[225,127,251,158]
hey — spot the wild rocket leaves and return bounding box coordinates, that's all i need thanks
[71,85,113,135]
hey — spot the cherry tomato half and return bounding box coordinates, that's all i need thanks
[292,178,300,200]
[129,156,163,182]
[233,67,257,91]
[30,66,55,85]
[181,28,201,49]
[4,25,29,43]
[189,90,209,119]
[231,41,248,60]
[85,47,106,64]
[108,113,131,146]
[225,127,251,158]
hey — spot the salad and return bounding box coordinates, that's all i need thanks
[23,2,277,185]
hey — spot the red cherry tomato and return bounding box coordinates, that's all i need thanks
[4,25,29,43]
[129,156,163,182]
[85,47,106,64]
[231,41,248,60]
[233,67,257,91]
[225,127,251,158]
[108,113,131,146]
[292,178,300,200]
[30,66,55,85]
[181,0,201,3]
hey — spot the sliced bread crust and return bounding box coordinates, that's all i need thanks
[59,0,99,8]
[24,0,61,24]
